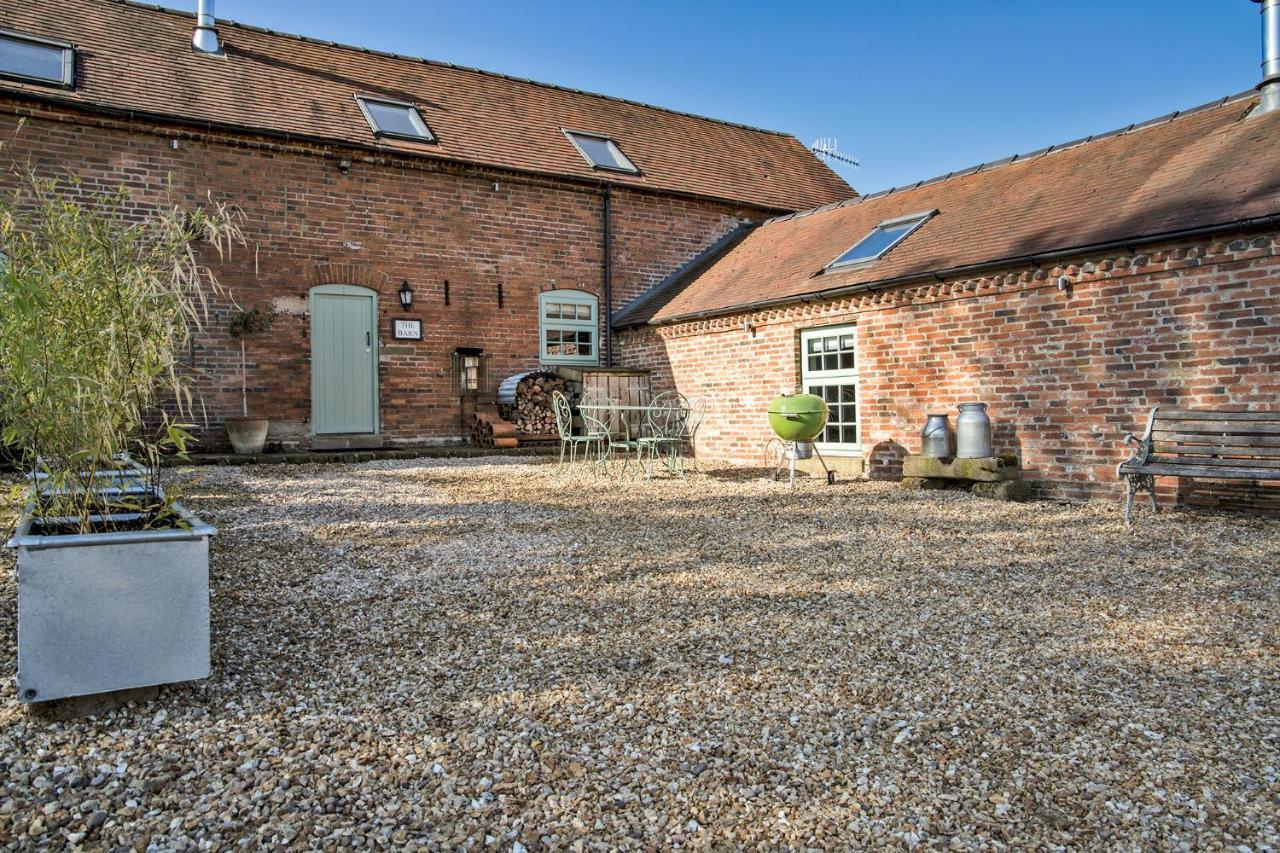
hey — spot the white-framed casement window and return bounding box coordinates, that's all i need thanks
[539,289,599,365]
[800,325,860,455]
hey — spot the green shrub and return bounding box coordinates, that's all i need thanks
[0,165,243,532]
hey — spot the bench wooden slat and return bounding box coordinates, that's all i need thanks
[1152,420,1280,435]
[1157,409,1280,421]
[1120,462,1280,480]
[1149,454,1280,469]
[1153,442,1280,458]
[1150,431,1280,447]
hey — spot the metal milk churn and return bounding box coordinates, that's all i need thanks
[921,414,953,458]
[955,402,993,458]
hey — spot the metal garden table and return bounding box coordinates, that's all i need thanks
[577,399,690,479]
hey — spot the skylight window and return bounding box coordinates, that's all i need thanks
[826,210,935,270]
[563,130,638,174]
[0,30,74,87]
[355,96,435,142]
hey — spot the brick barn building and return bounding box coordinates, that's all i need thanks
[0,0,851,449]
[2,1,1278,507]
[614,92,1280,503]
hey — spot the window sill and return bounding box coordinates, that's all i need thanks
[813,447,862,458]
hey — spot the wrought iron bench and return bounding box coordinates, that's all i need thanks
[1118,406,1280,523]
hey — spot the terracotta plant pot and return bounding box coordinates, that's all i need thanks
[224,417,269,455]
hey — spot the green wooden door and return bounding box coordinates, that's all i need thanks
[310,285,379,435]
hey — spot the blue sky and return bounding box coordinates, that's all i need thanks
[184,1,1262,193]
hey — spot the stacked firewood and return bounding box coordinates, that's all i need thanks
[508,372,567,435]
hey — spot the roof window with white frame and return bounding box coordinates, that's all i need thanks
[0,30,74,88]
[563,130,638,174]
[825,210,935,270]
[355,95,436,142]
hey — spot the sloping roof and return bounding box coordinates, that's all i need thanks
[0,0,854,212]
[616,92,1280,326]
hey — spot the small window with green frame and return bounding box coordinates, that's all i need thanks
[539,289,598,365]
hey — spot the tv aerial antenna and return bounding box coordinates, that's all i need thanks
[810,137,860,168]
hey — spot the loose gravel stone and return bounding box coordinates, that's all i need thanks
[1,458,1278,848]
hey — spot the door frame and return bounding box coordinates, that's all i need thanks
[309,284,380,436]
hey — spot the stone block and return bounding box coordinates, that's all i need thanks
[971,479,1034,502]
[796,455,864,479]
[899,476,948,490]
[901,454,1018,482]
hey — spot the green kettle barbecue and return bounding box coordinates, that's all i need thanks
[766,393,836,487]
[768,393,829,442]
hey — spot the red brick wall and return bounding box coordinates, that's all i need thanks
[0,100,770,448]
[617,232,1280,502]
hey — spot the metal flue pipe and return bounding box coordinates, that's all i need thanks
[192,0,219,54]
[1255,0,1280,114]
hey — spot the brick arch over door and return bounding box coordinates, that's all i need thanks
[309,284,380,436]
[303,263,393,292]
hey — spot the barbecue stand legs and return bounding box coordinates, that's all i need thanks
[770,441,836,490]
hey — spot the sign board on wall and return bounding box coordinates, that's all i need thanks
[392,318,422,340]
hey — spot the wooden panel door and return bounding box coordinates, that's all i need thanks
[310,285,378,435]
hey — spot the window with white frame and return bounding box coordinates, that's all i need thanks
[800,325,860,454]
[539,290,598,365]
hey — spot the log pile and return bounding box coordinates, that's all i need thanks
[468,404,519,449]
[505,372,567,436]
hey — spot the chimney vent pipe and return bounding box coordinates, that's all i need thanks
[1254,0,1280,114]
[192,0,219,54]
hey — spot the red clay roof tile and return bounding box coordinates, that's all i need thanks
[0,0,854,212]
[617,93,1280,325]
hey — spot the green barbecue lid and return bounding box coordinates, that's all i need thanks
[767,393,827,415]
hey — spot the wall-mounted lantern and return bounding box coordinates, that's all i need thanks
[451,347,487,394]
[398,280,414,311]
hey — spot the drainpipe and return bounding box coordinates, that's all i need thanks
[192,0,220,54]
[602,184,613,366]
[1254,0,1280,115]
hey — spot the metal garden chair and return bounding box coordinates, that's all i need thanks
[580,389,646,478]
[551,390,607,475]
[641,391,691,478]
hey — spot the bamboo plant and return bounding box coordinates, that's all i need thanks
[0,165,243,533]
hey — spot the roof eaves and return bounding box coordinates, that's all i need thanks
[637,211,1280,328]
[0,88,816,213]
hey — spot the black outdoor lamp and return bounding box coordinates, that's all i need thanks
[398,280,414,311]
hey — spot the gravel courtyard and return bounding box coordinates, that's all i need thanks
[1,458,1278,849]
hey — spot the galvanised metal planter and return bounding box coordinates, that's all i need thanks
[6,501,214,704]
